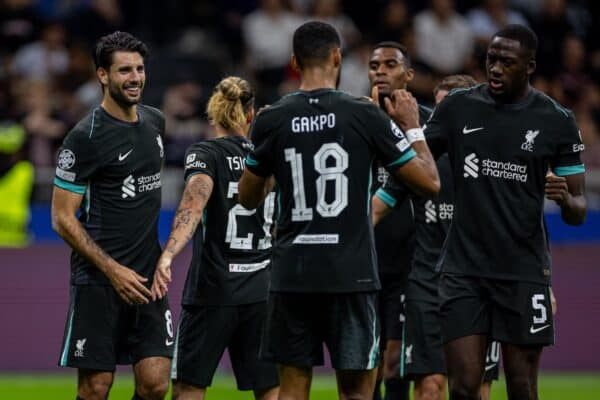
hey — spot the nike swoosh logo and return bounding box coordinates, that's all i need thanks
[118,149,133,161]
[165,338,174,346]
[485,363,497,371]
[530,324,550,334]
[463,126,484,134]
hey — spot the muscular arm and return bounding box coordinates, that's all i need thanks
[545,172,586,225]
[151,173,213,299]
[162,173,214,259]
[371,195,393,227]
[51,186,152,304]
[238,169,271,209]
[51,186,118,276]
[384,90,440,197]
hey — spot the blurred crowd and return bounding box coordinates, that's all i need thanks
[1,0,599,204]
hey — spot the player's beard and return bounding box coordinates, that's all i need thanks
[335,63,342,89]
[107,80,143,108]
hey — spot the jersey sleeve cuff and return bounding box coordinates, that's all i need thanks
[553,164,585,176]
[54,177,86,194]
[375,188,397,208]
[184,170,213,182]
[386,148,416,169]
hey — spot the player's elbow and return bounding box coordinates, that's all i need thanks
[418,175,441,197]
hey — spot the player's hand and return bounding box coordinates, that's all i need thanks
[107,264,152,305]
[151,255,172,301]
[385,89,420,131]
[545,172,570,206]
[371,85,380,106]
[550,287,557,316]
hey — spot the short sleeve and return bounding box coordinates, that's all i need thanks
[54,129,99,194]
[184,143,218,181]
[376,175,411,209]
[424,94,452,159]
[550,112,585,176]
[245,113,274,177]
[367,106,416,174]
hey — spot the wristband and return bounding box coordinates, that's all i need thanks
[406,128,425,144]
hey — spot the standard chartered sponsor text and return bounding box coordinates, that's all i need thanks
[481,159,527,182]
[137,172,162,192]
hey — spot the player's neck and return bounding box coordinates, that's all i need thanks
[215,124,245,138]
[101,95,138,123]
[299,68,337,91]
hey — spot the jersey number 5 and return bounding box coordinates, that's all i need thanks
[225,182,275,250]
[285,143,349,221]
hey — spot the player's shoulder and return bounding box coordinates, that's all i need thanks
[138,104,165,122]
[445,83,485,103]
[65,106,103,143]
[531,89,574,120]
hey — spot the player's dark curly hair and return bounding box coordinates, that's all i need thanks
[293,21,341,69]
[373,41,411,68]
[94,31,148,70]
[492,24,538,60]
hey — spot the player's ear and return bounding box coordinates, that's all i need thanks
[527,59,536,76]
[291,55,300,72]
[97,67,108,86]
[246,108,255,125]
[332,47,341,68]
[406,68,415,83]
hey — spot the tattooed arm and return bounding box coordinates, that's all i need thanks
[152,173,214,300]
[52,187,152,305]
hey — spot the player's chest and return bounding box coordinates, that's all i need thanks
[454,110,555,164]
[101,128,164,177]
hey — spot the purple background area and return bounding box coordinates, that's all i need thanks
[1,243,599,371]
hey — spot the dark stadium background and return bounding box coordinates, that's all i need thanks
[0,0,599,377]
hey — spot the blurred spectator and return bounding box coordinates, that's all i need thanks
[467,0,529,45]
[374,0,410,43]
[65,0,124,47]
[14,79,67,167]
[310,0,360,51]
[339,40,371,97]
[0,0,40,55]
[242,0,305,103]
[10,21,68,81]
[414,0,474,75]
[161,81,211,167]
[532,0,576,79]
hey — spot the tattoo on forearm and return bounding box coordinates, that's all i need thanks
[165,176,212,256]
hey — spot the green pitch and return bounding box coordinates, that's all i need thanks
[0,373,599,399]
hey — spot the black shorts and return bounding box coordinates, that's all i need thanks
[58,285,173,371]
[440,274,554,346]
[171,302,278,391]
[402,298,500,381]
[261,292,380,370]
[401,298,444,378]
[379,274,408,344]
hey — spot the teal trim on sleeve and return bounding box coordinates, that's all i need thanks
[54,177,86,194]
[375,188,397,208]
[245,154,259,166]
[554,164,585,176]
[387,148,416,168]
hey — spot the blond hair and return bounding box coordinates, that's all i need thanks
[206,76,254,131]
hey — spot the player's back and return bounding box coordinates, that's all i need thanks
[182,136,275,306]
[247,89,416,293]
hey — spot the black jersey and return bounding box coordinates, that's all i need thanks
[372,105,432,276]
[181,136,274,306]
[425,85,585,284]
[245,89,417,293]
[379,155,454,300]
[54,105,165,285]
